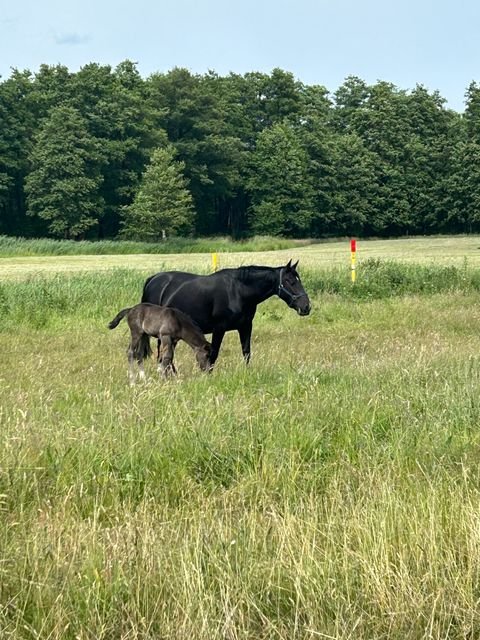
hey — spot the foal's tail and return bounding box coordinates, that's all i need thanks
[108,307,131,330]
[134,334,153,361]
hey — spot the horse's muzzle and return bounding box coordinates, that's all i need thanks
[296,302,311,316]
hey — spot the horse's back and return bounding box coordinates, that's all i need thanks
[130,303,178,338]
[142,271,202,303]
[141,269,240,334]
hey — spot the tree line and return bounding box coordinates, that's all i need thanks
[1,61,480,240]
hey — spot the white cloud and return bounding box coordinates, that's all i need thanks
[54,32,91,46]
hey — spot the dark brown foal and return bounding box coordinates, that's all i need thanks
[108,303,211,383]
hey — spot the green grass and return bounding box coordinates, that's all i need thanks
[0,234,310,257]
[2,264,480,638]
[3,235,480,281]
[0,260,479,332]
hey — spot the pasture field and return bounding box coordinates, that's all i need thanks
[2,235,480,279]
[0,235,309,259]
[2,248,480,638]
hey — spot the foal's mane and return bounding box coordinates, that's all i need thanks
[172,306,204,337]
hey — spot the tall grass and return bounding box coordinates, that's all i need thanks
[302,257,478,298]
[1,266,480,638]
[0,235,311,257]
[1,260,479,332]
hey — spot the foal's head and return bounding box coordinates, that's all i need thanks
[195,342,212,371]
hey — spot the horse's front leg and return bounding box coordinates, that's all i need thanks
[209,329,226,368]
[157,338,164,373]
[238,320,253,364]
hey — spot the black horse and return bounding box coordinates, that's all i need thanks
[141,259,310,367]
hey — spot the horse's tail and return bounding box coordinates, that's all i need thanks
[141,275,155,302]
[108,307,131,330]
[134,334,153,360]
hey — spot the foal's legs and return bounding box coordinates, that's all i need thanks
[158,335,176,377]
[137,353,146,381]
[157,336,178,375]
[127,343,136,384]
[157,338,177,373]
[127,341,146,383]
[128,329,146,384]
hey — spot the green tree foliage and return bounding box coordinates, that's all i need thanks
[120,146,194,239]
[332,78,462,235]
[296,86,337,234]
[248,123,315,236]
[25,106,104,238]
[330,133,379,235]
[464,81,480,141]
[71,61,166,237]
[338,81,414,234]
[402,86,458,233]
[441,141,480,231]
[0,70,40,236]
[442,84,480,232]
[30,64,74,120]
[148,68,244,236]
[0,62,478,239]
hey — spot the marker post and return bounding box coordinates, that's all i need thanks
[351,239,357,283]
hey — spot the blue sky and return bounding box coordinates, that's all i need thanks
[1,0,478,112]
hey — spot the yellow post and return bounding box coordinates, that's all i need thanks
[212,252,219,272]
[350,239,356,283]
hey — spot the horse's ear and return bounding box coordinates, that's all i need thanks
[292,259,299,270]
[286,259,292,270]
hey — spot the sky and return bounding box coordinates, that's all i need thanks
[0,0,478,112]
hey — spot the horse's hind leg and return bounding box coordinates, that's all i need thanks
[238,320,253,365]
[129,330,146,384]
[137,354,146,381]
[127,342,136,385]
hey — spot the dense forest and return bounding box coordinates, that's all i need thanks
[1,61,480,240]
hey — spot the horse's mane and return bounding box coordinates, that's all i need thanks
[236,265,276,283]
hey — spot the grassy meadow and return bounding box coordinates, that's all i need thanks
[2,237,480,639]
[0,235,310,258]
[2,234,480,279]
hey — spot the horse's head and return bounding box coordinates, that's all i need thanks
[278,259,311,316]
[196,342,213,372]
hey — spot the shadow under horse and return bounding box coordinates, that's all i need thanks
[108,303,212,383]
[141,259,311,368]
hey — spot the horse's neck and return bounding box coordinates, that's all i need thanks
[240,269,278,302]
[183,327,206,350]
